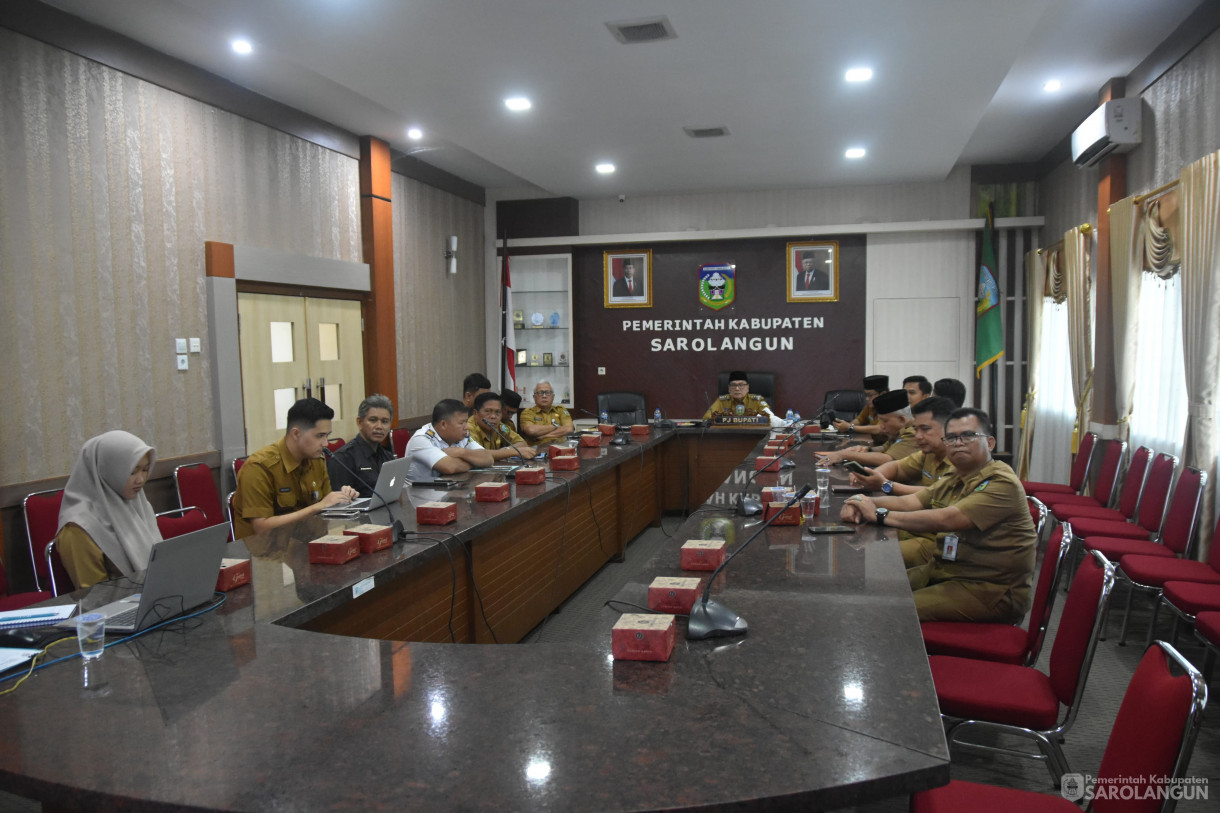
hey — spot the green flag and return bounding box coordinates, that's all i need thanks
[975,205,1004,377]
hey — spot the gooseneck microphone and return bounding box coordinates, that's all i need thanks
[322,448,390,512]
[486,418,525,460]
[816,393,840,428]
[737,434,806,516]
[688,484,812,640]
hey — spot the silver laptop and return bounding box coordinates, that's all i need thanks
[346,457,411,510]
[61,523,229,634]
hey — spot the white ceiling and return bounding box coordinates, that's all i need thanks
[42,0,1206,199]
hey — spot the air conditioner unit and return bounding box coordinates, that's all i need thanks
[1071,99,1141,168]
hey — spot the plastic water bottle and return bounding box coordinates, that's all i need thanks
[653,407,662,423]
[785,408,794,422]
[600,410,609,423]
[794,410,801,423]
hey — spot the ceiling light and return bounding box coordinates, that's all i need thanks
[1043,79,1062,92]
[595,163,616,174]
[845,147,866,159]
[231,39,253,55]
[504,97,532,112]
[407,128,423,140]
[845,67,872,83]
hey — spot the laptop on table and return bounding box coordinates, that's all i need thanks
[345,457,411,510]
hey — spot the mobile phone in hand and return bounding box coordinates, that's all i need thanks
[842,460,871,476]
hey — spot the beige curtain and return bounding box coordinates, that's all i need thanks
[1110,198,1141,442]
[1017,249,1047,479]
[1063,225,1094,453]
[1177,151,1220,561]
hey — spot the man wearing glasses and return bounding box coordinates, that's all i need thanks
[703,371,775,422]
[839,407,1036,624]
[519,381,574,447]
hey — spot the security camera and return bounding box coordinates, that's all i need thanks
[617,194,626,203]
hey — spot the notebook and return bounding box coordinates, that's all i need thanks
[58,523,228,634]
[346,457,411,510]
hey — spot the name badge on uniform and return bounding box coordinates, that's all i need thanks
[942,534,959,562]
[279,487,291,493]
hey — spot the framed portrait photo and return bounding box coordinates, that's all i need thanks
[516,349,528,366]
[604,250,653,308]
[786,241,839,303]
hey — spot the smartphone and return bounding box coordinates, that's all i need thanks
[807,525,857,534]
[842,460,871,476]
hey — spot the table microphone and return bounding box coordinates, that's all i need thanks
[688,484,811,640]
[576,407,630,443]
[737,434,806,516]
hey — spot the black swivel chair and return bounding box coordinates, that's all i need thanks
[596,391,647,426]
[820,389,867,423]
[715,372,776,404]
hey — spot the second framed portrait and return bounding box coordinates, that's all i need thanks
[786,241,839,303]
[604,250,653,308]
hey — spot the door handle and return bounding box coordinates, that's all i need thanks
[305,378,312,398]
[319,377,326,403]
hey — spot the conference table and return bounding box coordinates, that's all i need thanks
[0,426,949,811]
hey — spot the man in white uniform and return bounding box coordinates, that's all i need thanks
[406,399,493,481]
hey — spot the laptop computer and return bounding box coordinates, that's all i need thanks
[346,457,411,510]
[59,523,229,634]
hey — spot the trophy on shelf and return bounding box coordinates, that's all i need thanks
[543,353,553,366]
[512,310,524,330]
[530,353,540,366]
[549,311,561,327]
[558,353,568,366]
[516,349,528,365]
[530,312,545,329]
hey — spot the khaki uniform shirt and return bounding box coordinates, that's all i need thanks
[703,393,773,420]
[893,449,954,488]
[467,416,526,450]
[915,459,1036,608]
[518,405,573,445]
[879,424,919,460]
[233,438,331,540]
[851,403,878,426]
[55,524,123,589]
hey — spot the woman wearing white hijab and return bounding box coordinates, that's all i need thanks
[55,430,161,588]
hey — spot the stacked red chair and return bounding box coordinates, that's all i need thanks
[1037,440,1127,521]
[1132,514,1220,649]
[1021,432,1097,499]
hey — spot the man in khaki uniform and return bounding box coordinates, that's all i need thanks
[468,392,537,461]
[839,408,1036,624]
[833,374,888,437]
[703,371,776,421]
[519,380,574,447]
[233,398,359,539]
[818,389,919,467]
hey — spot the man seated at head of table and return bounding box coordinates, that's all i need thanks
[832,374,889,437]
[407,399,494,480]
[518,381,575,447]
[702,371,777,422]
[845,397,956,497]
[838,407,1036,624]
[233,398,359,539]
[467,391,537,462]
[817,389,920,468]
[326,393,396,495]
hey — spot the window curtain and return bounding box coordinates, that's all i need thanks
[1127,273,1187,463]
[1109,197,1140,443]
[1177,150,1220,562]
[1063,225,1094,454]
[1027,298,1075,484]
[1016,249,1046,479]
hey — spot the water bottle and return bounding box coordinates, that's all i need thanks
[653,407,662,423]
[785,408,794,422]
[794,410,801,423]
[600,410,609,424]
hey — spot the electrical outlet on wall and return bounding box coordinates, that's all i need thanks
[598,367,606,375]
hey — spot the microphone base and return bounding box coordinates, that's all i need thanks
[686,600,749,640]
[737,497,763,516]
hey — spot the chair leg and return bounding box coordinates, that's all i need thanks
[1143,593,1163,651]
[1117,580,1136,645]
[1203,647,1216,684]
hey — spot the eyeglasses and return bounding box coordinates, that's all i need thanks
[534,390,553,396]
[728,382,748,388]
[943,432,988,445]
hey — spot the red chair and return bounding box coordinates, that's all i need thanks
[232,456,247,486]
[0,559,52,612]
[391,427,411,459]
[1021,431,1097,498]
[929,550,1115,785]
[1037,440,1126,519]
[155,508,210,540]
[1159,581,1220,665]
[1195,611,1219,682]
[1123,513,1220,648]
[1047,445,1151,525]
[327,438,345,453]
[922,504,1069,666]
[226,491,237,541]
[22,489,73,596]
[174,463,226,529]
[912,639,1207,813]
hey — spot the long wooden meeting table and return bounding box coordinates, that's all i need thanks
[0,426,949,811]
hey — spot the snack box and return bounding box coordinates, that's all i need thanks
[611,613,677,662]
[308,534,360,565]
[598,423,616,435]
[550,455,580,471]
[551,445,578,457]
[764,501,802,525]
[475,482,511,502]
[764,443,785,455]
[579,433,602,447]
[754,456,780,472]
[416,501,457,525]
[342,523,394,554]
[630,424,650,436]
[647,576,703,614]
[515,466,546,485]
[801,424,823,436]
[680,539,727,571]
[215,557,251,591]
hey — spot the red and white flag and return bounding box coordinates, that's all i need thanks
[502,253,516,392]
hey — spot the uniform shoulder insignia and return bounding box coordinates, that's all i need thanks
[974,478,992,492]
[718,394,730,402]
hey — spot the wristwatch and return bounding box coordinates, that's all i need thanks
[875,507,889,526]
[881,481,894,495]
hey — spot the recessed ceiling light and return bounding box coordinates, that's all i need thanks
[1043,79,1062,92]
[407,128,423,140]
[845,67,873,83]
[504,97,532,112]
[595,163,616,174]
[845,147,866,159]
[231,39,253,55]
